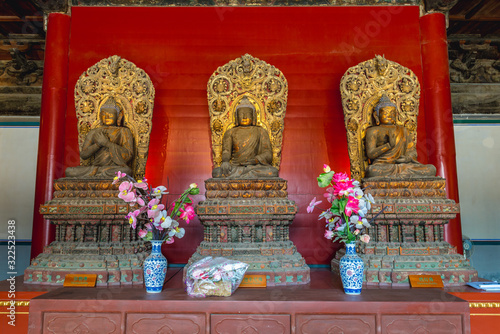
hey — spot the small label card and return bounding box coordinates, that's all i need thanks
[409,275,444,288]
[63,274,97,287]
[239,275,267,288]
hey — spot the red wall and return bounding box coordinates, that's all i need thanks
[65,6,427,264]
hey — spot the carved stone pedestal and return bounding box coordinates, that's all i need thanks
[332,177,478,286]
[24,178,149,286]
[188,178,310,286]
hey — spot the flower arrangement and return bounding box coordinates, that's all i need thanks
[307,165,375,245]
[114,171,200,243]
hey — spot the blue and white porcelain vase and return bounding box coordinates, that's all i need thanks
[143,240,167,293]
[339,243,364,295]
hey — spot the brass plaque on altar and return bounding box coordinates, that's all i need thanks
[409,275,444,288]
[239,275,267,288]
[63,274,97,287]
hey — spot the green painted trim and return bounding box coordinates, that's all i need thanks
[307,264,330,268]
[453,119,500,124]
[168,263,186,268]
[0,122,40,127]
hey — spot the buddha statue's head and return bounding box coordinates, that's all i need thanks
[235,97,257,127]
[100,97,123,126]
[373,95,397,126]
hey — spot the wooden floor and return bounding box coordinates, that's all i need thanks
[19,268,473,333]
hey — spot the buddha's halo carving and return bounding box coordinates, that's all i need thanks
[73,55,155,179]
[340,55,421,180]
[207,53,288,169]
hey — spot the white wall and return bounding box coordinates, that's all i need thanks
[454,123,500,240]
[0,123,39,240]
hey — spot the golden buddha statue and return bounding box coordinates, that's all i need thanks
[364,95,436,178]
[65,97,134,178]
[212,97,278,179]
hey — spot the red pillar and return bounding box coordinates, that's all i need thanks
[420,12,463,253]
[30,13,71,259]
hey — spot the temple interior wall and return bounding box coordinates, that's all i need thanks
[0,6,499,282]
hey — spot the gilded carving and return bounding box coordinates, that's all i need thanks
[74,55,155,179]
[340,55,421,180]
[207,54,288,169]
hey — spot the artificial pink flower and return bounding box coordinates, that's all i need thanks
[345,197,360,216]
[307,197,322,213]
[323,187,335,203]
[180,205,196,224]
[324,230,334,240]
[333,181,354,197]
[165,237,175,244]
[118,181,137,203]
[323,164,331,173]
[136,196,145,206]
[134,178,148,191]
[333,172,349,183]
[112,171,127,185]
[126,209,141,229]
[138,229,147,238]
[147,198,165,219]
[360,234,370,243]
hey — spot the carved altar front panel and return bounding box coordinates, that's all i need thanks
[211,314,290,334]
[127,313,205,333]
[43,312,121,334]
[381,315,463,334]
[296,314,376,334]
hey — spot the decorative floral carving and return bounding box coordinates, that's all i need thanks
[133,81,147,95]
[212,99,226,113]
[82,79,97,94]
[399,77,413,93]
[271,120,281,133]
[78,123,90,137]
[346,78,362,92]
[214,79,229,93]
[80,100,95,114]
[400,99,415,113]
[347,119,358,132]
[266,78,281,93]
[267,100,281,115]
[212,119,223,133]
[346,99,359,112]
[135,101,147,114]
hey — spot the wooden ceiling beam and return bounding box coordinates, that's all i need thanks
[449,16,500,22]
[0,16,43,23]
[464,0,487,20]
[4,0,31,20]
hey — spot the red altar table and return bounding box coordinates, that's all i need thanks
[26,269,470,333]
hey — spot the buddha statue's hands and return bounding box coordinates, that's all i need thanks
[395,156,412,164]
[95,131,110,148]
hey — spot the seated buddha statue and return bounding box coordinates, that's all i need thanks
[212,97,279,179]
[364,95,436,178]
[65,97,134,178]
